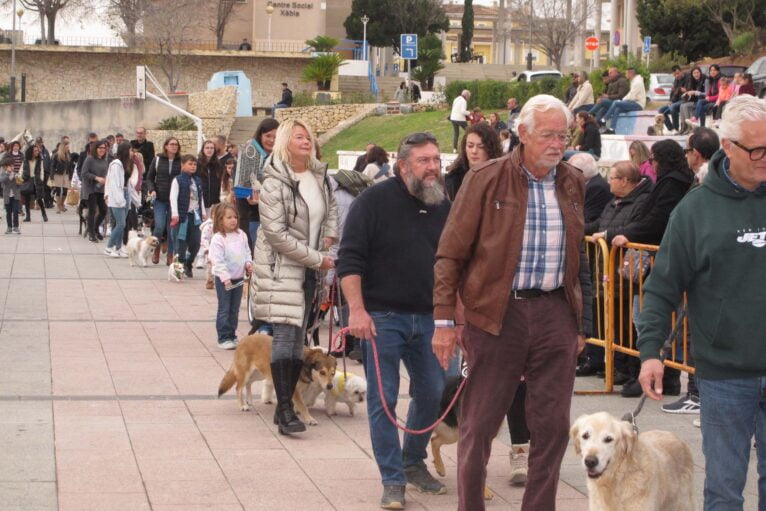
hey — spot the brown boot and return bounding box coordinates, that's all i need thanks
[152,245,160,265]
[205,278,214,290]
[166,252,174,266]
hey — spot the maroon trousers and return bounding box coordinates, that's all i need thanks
[457,290,578,511]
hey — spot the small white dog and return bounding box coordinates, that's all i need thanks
[302,371,367,416]
[570,412,694,511]
[167,257,185,282]
[126,232,159,267]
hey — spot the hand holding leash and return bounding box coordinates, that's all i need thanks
[638,359,665,401]
[170,216,179,228]
[347,306,376,341]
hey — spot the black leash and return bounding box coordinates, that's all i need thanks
[622,306,687,433]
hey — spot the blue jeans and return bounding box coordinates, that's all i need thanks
[248,221,260,249]
[361,312,445,486]
[173,211,201,265]
[152,199,175,255]
[698,377,766,510]
[695,99,714,127]
[603,100,643,128]
[107,206,126,250]
[659,101,684,130]
[5,197,19,228]
[214,276,243,343]
[589,99,614,121]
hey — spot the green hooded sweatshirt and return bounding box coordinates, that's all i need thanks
[637,149,766,380]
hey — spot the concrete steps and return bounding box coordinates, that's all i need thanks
[228,115,269,145]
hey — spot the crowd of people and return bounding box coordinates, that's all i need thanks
[2,77,766,510]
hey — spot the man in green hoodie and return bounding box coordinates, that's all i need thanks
[637,94,766,509]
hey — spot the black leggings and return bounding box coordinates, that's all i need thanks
[506,381,530,445]
[451,120,467,150]
[22,193,46,220]
[88,192,107,238]
[123,206,138,245]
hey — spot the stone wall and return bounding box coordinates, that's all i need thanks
[0,45,312,106]
[145,130,199,155]
[275,104,377,136]
[188,86,238,139]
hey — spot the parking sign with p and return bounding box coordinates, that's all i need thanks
[400,34,418,60]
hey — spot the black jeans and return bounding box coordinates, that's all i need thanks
[451,120,467,149]
[88,192,107,238]
[506,381,530,445]
[123,206,138,245]
[174,211,201,266]
[5,198,19,228]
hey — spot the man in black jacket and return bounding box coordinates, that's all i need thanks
[659,65,689,133]
[339,132,450,510]
[130,127,155,175]
[272,83,293,118]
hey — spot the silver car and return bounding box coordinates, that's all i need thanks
[647,73,674,103]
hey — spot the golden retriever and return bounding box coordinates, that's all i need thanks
[570,412,694,511]
[217,333,337,426]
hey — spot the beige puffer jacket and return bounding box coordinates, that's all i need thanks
[253,155,338,327]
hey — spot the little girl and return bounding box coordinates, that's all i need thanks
[208,203,252,350]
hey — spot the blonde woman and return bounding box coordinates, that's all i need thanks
[253,119,338,435]
[52,138,74,213]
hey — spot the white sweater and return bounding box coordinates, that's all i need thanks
[623,75,647,108]
[104,160,127,208]
[450,95,470,122]
[568,81,595,110]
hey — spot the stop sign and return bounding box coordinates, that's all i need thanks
[585,37,599,51]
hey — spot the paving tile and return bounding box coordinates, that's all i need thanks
[57,458,144,493]
[144,480,239,505]
[110,370,177,395]
[128,423,214,461]
[119,400,194,425]
[46,279,89,319]
[3,279,46,320]
[51,356,114,396]
[0,482,57,508]
[53,400,121,417]
[136,457,226,482]
[57,492,150,511]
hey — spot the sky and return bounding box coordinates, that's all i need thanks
[2,0,599,44]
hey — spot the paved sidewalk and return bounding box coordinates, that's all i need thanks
[0,210,759,510]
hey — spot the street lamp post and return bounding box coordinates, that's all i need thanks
[360,14,369,61]
[10,0,20,102]
[526,0,533,70]
[266,2,274,51]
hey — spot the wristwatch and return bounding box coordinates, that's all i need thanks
[434,319,455,328]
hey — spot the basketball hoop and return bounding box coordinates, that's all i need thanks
[120,95,136,109]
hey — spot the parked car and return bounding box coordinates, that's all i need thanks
[746,57,766,99]
[696,64,748,78]
[647,73,674,102]
[516,70,563,82]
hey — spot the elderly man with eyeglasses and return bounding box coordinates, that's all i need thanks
[338,132,451,510]
[638,94,766,510]
[433,94,592,511]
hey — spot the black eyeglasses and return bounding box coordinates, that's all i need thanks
[730,140,766,161]
[401,132,438,146]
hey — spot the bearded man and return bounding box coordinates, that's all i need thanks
[338,132,451,510]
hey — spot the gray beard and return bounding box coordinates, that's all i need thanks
[405,172,446,205]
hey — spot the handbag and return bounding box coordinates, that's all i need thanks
[65,188,80,206]
[619,248,651,283]
[20,179,35,195]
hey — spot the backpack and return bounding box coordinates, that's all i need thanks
[373,163,391,181]
[333,169,372,197]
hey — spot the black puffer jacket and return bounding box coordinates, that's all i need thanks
[197,160,221,207]
[22,158,47,197]
[607,168,693,245]
[586,177,652,235]
[145,156,181,202]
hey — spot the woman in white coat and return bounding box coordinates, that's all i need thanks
[103,142,132,257]
[254,119,338,435]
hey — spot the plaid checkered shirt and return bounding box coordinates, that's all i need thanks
[512,166,566,291]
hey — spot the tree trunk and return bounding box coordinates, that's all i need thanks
[39,15,47,45]
[46,10,57,44]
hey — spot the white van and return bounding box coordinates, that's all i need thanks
[516,70,563,82]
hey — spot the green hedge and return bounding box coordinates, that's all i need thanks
[445,55,651,110]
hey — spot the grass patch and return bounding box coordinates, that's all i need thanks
[320,109,454,169]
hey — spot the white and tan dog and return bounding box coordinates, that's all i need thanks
[126,232,160,267]
[167,257,185,282]
[302,371,367,416]
[570,412,694,511]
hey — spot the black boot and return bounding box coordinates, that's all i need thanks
[271,359,306,435]
[23,203,31,222]
[39,201,48,222]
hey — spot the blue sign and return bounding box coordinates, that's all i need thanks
[643,36,651,54]
[400,33,418,60]
[613,30,620,46]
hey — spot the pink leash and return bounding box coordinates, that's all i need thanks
[330,327,467,435]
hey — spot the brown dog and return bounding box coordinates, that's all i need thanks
[217,333,337,425]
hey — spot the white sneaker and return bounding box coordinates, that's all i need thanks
[509,443,529,486]
[103,247,119,258]
[118,247,128,258]
[693,418,701,428]
[217,340,237,350]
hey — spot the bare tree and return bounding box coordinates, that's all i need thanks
[2,0,78,43]
[141,0,203,93]
[105,0,148,47]
[208,0,236,50]
[511,0,594,70]
[668,0,761,48]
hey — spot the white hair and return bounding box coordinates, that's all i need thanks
[568,152,599,180]
[461,89,471,98]
[719,95,766,141]
[517,94,573,134]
